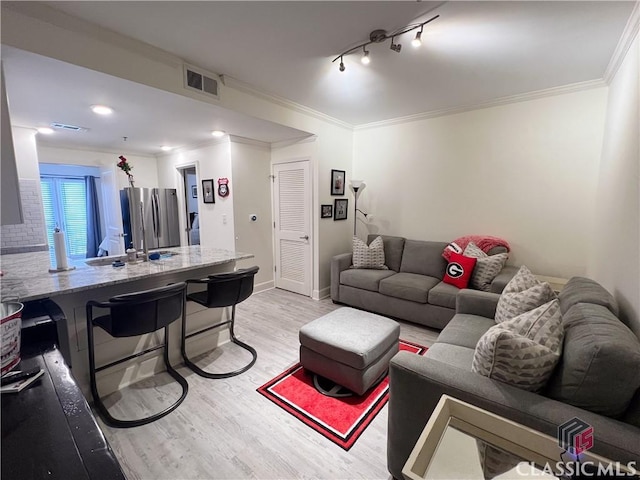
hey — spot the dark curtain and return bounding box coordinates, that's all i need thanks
[85,176,102,258]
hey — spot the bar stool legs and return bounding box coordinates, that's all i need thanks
[180,304,257,379]
[182,266,260,379]
[88,324,189,428]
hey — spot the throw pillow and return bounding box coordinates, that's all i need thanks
[462,242,508,292]
[494,265,556,323]
[472,299,564,392]
[442,252,477,289]
[351,236,388,270]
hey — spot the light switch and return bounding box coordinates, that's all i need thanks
[222,214,227,224]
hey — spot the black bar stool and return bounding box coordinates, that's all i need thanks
[86,282,189,428]
[183,266,259,378]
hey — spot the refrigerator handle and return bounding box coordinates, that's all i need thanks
[153,191,161,238]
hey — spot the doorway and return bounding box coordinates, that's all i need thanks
[272,159,312,296]
[181,167,200,246]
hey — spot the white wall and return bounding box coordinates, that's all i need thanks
[157,140,235,251]
[37,144,159,189]
[589,32,639,336]
[230,140,274,290]
[354,88,608,279]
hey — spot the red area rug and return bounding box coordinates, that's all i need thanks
[257,339,427,450]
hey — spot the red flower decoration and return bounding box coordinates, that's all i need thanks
[117,155,133,175]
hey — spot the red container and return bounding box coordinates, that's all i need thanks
[1,302,23,375]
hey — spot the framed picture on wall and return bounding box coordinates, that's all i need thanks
[331,169,345,196]
[191,185,198,198]
[202,179,215,204]
[334,199,348,220]
[321,204,333,218]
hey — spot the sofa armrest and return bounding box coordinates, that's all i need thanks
[387,352,640,480]
[330,253,352,301]
[490,265,519,293]
[456,289,500,318]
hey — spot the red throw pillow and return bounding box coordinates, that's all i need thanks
[443,253,477,289]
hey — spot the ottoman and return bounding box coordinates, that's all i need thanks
[299,307,400,395]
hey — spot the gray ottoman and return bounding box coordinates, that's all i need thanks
[299,307,400,395]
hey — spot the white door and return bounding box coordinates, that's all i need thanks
[273,160,311,296]
[100,166,125,255]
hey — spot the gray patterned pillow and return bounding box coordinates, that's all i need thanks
[472,299,564,392]
[495,265,556,323]
[351,236,388,270]
[463,242,508,292]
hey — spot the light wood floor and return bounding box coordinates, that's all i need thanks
[97,288,440,480]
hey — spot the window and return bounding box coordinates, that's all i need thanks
[41,176,87,259]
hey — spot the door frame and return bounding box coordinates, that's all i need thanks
[175,161,199,248]
[271,157,314,297]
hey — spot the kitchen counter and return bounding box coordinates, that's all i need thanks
[0,245,255,396]
[0,245,253,302]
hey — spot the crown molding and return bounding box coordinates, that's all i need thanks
[271,134,318,150]
[2,2,182,69]
[604,1,640,84]
[227,135,271,148]
[222,76,354,131]
[355,79,607,131]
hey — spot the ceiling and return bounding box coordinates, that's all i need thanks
[2,46,311,155]
[1,1,635,156]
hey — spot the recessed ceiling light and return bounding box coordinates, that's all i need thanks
[37,127,54,134]
[211,130,225,137]
[91,105,113,115]
[161,145,173,151]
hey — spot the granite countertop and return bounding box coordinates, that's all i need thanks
[0,246,253,302]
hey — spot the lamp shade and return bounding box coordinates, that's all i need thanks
[350,179,364,189]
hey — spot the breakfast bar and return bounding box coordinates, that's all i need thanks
[0,246,253,396]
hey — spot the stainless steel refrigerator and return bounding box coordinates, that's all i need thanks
[120,187,180,251]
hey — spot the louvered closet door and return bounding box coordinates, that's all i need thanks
[273,160,311,296]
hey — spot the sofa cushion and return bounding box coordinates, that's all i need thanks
[352,236,388,270]
[400,240,449,278]
[428,281,460,309]
[545,303,640,417]
[436,314,496,349]
[379,273,440,303]
[367,234,405,272]
[495,266,556,323]
[443,252,477,289]
[424,343,475,371]
[558,276,619,316]
[472,300,564,392]
[463,242,509,292]
[340,269,396,292]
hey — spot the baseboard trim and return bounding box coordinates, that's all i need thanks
[312,286,331,300]
[254,280,274,293]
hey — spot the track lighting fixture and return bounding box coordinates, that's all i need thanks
[361,47,370,65]
[332,15,439,72]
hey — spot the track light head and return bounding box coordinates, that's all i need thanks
[412,30,423,47]
[339,56,345,72]
[361,48,370,65]
[390,37,402,53]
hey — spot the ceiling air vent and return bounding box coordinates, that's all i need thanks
[50,122,88,133]
[183,64,220,99]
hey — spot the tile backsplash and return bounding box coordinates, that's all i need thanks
[1,179,48,253]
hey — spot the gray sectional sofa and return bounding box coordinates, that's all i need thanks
[331,234,517,330]
[387,277,640,478]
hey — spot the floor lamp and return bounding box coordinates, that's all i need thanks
[350,180,366,236]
